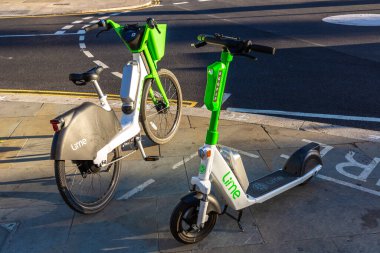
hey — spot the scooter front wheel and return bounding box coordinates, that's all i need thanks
[170,199,217,244]
[55,148,121,214]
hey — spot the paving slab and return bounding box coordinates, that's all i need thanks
[35,103,76,116]
[0,101,41,117]
[0,118,21,139]
[11,116,54,137]
[332,232,380,253]
[0,138,27,169]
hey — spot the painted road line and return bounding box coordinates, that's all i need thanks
[323,14,380,26]
[79,43,86,49]
[302,139,334,157]
[61,25,74,30]
[202,93,231,108]
[93,60,109,69]
[218,144,259,158]
[110,12,121,16]
[90,20,99,24]
[117,179,155,200]
[72,20,83,24]
[82,51,94,58]
[173,2,188,5]
[98,16,110,20]
[79,36,85,41]
[317,174,380,197]
[112,72,123,78]
[280,154,290,159]
[82,16,94,20]
[226,108,380,123]
[377,179,380,186]
[82,24,89,29]
[0,32,83,38]
[172,152,198,170]
[77,30,86,34]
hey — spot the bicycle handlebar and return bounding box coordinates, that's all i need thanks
[84,20,107,32]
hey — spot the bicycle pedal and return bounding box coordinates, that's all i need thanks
[145,156,159,161]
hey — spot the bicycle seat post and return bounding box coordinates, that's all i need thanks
[91,80,111,111]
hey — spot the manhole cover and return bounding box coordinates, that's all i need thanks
[323,14,380,26]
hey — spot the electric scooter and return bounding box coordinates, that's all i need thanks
[170,34,323,243]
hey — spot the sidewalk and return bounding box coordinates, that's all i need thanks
[0,98,380,253]
[0,0,154,17]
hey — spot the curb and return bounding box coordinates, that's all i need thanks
[0,0,154,19]
[1,92,380,144]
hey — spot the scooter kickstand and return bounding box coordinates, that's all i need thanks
[222,205,245,232]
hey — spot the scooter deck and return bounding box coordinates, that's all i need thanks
[246,170,298,198]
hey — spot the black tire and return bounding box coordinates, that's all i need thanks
[55,148,121,214]
[170,199,217,244]
[300,150,322,186]
[141,68,182,145]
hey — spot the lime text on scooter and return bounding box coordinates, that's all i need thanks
[222,171,241,199]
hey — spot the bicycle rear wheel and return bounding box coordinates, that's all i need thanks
[55,148,121,214]
[141,68,182,145]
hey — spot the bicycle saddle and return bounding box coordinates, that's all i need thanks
[69,66,104,85]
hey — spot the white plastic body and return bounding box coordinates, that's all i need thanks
[220,147,249,191]
[192,145,323,225]
[120,61,140,107]
[93,53,147,166]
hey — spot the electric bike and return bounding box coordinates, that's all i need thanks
[170,34,322,243]
[50,18,182,214]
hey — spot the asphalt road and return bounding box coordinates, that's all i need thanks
[1,0,380,130]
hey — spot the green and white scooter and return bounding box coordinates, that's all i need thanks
[170,34,323,244]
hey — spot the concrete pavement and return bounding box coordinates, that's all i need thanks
[0,97,379,252]
[0,0,155,17]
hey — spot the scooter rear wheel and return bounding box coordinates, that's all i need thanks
[300,150,322,185]
[170,199,217,244]
[55,148,121,214]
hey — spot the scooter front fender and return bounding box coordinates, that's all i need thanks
[181,192,222,214]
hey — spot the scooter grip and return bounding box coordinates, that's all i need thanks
[250,44,276,55]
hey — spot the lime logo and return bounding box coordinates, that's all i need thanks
[222,171,241,199]
[199,164,206,174]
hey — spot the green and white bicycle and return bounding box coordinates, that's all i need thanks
[170,34,322,243]
[50,18,182,214]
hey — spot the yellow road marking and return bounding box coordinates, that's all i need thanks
[0,89,197,107]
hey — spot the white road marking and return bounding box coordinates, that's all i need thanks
[377,179,380,187]
[82,24,89,29]
[218,144,259,158]
[226,108,380,123]
[323,14,380,26]
[90,20,99,24]
[0,32,85,38]
[79,43,86,49]
[79,36,85,41]
[82,50,94,58]
[155,4,164,7]
[172,152,198,170]
[61,25,73,30]
[369,135,380,140]
[280,154,290,159]
[173,1,188,5]
[77,30,86,34]
[98,16,110,20]
[0,223,17,232]
[317,174,380,197]
[117,179,155,200]
[72,20,83,24]
[111,72,123,78]
[202,93,231,108]
[110,12,121,16]
[93,60,109,69]
[336,151,380,182]
[82,16,94,20]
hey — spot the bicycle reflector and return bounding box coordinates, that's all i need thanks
[50,119,64,132]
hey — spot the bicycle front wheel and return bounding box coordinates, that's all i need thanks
[141,68,182,145]
[55,148,121,214]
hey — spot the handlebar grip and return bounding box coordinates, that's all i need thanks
[84,20,106,32]
[250,44,276,55]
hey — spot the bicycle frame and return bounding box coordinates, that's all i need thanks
[92,20,170,166]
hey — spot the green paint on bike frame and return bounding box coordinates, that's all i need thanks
[205,51,233,145]
[199,164,206,174]
[106,20,169,106]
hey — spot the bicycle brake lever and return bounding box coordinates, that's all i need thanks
[191,41,207,48]
[96,27,111,38]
